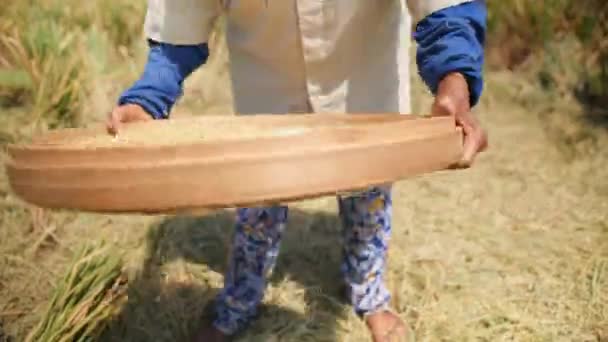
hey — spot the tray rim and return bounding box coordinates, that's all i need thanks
[9,114,449,152]
[7,130,463,213]
[5,114,463,214]
[7,125,460,170]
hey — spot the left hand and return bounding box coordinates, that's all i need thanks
[431,72,488,168]
[106,103,153,136]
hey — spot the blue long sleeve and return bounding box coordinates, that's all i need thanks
[414,0,486,107]
[118,40,210,119]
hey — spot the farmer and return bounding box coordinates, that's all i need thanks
[107,0,488,341]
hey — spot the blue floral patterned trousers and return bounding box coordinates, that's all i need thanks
[213,186,393,335]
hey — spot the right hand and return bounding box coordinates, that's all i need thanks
[106,104,153,136]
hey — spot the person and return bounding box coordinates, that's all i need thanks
[106,0,488,341]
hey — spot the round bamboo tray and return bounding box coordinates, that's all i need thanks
[5,114,463,214]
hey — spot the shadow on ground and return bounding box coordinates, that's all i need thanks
[102,208,352,342]
[574,75,608,129]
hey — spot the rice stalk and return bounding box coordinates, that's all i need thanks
[24,242,128,342]
[0,25,86,130]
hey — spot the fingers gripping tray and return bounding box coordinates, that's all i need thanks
[5,114,463,214]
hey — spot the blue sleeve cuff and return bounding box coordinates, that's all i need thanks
[118,40,210,119]
[414,0,486,107]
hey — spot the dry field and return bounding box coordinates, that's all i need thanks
[1,1,607,341]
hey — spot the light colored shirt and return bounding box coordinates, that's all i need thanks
[143,0,473,115]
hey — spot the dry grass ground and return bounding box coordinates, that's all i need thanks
[1,3,608,341]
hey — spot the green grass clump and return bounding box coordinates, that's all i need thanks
[487,0,607,66]
[0,0,145,130]
[487,0,608,113]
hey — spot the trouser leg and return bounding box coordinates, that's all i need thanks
[338,185,393,316]
[213,205,288,334]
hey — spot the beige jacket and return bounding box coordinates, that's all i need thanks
[144,0,472,115]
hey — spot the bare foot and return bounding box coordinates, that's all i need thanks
[191,323,230,342]
[365,310,412,342]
